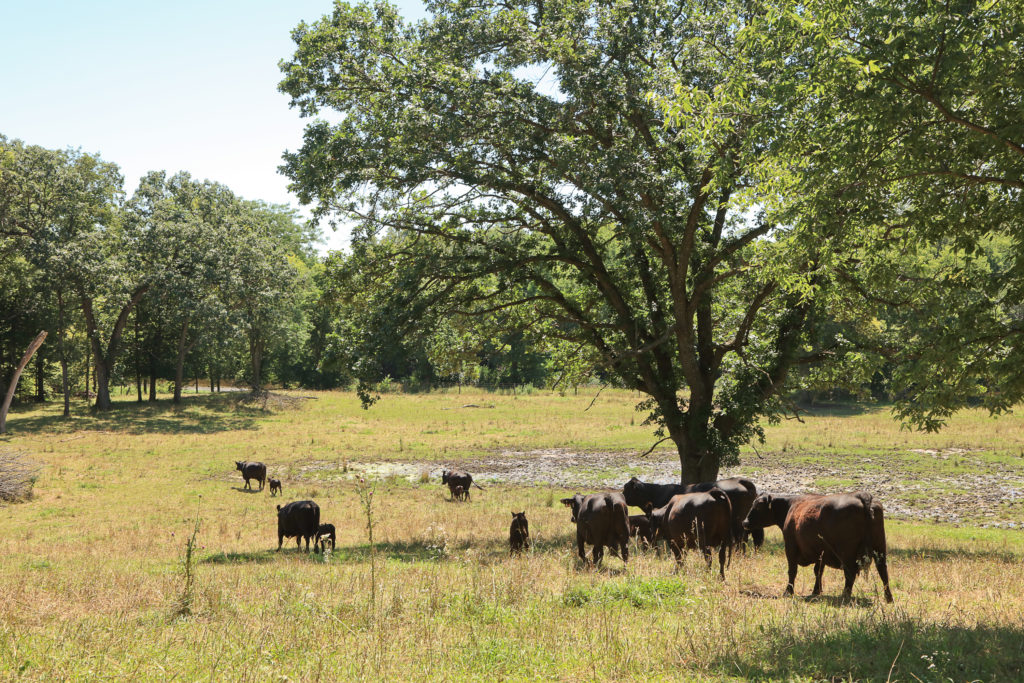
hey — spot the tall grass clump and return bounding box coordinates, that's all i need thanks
[0,448,39,502]
[357,476,378,613]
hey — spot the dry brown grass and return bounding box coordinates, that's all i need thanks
[1,390,1023,680]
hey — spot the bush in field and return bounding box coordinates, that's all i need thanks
[0,448,39,502]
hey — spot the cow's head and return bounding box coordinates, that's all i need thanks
[441,469,450,484]
[621,477,644,507]
[648,502,670,544]
[560,495,584,522]
[511,511,528,530]
[742,494,775,530]
[235,461,246,472]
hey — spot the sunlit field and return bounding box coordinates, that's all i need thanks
[2,389,1023,680]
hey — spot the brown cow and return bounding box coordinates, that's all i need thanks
[650,488,733,578]
[509,511,530,555]
[628,503,656,549]
[561,493,630,567]
[742,492,893,603]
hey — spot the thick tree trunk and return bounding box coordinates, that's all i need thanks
[84,339,90,400]
[93,357,112,410]
[249,332,264,394]
[0,331,47,434]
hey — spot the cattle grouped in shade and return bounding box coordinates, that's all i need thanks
[561,492,630,566]
[509,511,530,555]
[276,500,320,551]
[742,492,893,603]
[268,478,282,496]
[314,523,336,552]
[650,488,734,579]
[623,476,762,549]
[235,461,267,491]
[442,469,484,501]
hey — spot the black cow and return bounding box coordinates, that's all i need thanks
[742,492,893,603]
[276,500,320,551]
[509,511,530,555]
[314,523,336,552]
[441,469,484,501]
[561,492,631,566]
[623,476,763,549]
[650,489,734,579]
[628,502,656,549]
[235,461,267,491]
[268,478,282,496]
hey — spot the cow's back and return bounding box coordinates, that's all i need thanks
[278,500,320,537]
[785,494,872,566]
[579,492,629,545]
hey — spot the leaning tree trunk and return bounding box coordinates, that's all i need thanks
[0,331,47,434]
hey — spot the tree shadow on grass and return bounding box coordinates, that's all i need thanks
[712,618,1024,681]
[888,545,1023,564]
[202,550,276,565]
[3,394,261,436]
[230,487,265,495]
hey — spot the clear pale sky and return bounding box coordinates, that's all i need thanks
[0,0,426,252]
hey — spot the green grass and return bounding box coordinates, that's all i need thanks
[1,389,1023,680]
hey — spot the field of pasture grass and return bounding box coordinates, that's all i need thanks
[2,388,1024,681]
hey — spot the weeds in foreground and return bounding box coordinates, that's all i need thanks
[174,511,201,617]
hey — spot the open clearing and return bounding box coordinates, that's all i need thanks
[2,389,1024,680]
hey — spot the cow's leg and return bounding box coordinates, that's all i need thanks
[702,545,713,571]
[620,540,629,565]
[874,552,894,603]
[842,564,858,602]
[259,477,265,491]
[244,477,250,490]
[784,546,798,596]
[593,545,604,567]
[718,544,727,580]
[296,536,302,550]
[812,557,825,596]
[670,541,683,567]
[277,533,283,551]
[577,532,587,563]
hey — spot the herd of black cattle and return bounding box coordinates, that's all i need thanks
[233,460,894,604]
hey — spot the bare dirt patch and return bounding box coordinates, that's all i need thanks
[288,447,1024,528]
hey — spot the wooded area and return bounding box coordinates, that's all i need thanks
[2,0,1021,484]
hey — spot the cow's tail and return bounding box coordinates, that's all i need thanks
[472,481,486,491]
[709,488,734,567]
[855,492,876,570]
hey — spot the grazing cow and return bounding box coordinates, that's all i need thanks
[442,470,484,501]
[623,476,763,549]
[561,492,630,567]
[509,511,530,555]
[628,503,656,549]
[268,478,282,497]
[742,492,893,603]
[235,461,267,491]
[650,489,734,578]
[314,523,336,552]
[276,500,320,551]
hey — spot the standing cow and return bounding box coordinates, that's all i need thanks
[650,488,734,578]
[276,500,321,551]
[509,511,530,555]
[441,469,484,501]
[235,461,267,491]
[561,492,631,567]
[742,492,893,603]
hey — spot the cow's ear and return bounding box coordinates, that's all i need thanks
[560,498,574,507]
[511,511,516,517]
[643,502,654,515]
[763,494,773,506]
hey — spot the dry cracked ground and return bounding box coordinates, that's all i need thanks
[290,447,1024,529]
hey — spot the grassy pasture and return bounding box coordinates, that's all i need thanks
[2,389,1024,681]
